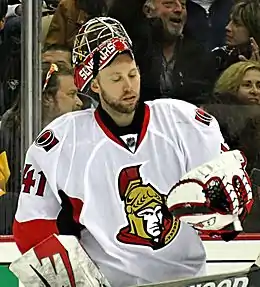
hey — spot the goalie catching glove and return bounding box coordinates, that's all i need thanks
[167,150,253,238]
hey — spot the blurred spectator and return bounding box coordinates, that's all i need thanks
[214,61,260,104]
[42,43,72,64]
[204,64,260,232]
[6,2,21,17]
[0,0,21,116]
[44,0,60,10]
[7,0,20,5]
[0,0,8,115]
[108,0,216,105]
[42,1,57,44]
[0,61,83,234]
[223,59,260,170]
[236,112,260,232]
[0,61,82,183]
[44,0,109,50]
[43,62,82,125]
[238,113,260,171]
[0,1,7,30]
[205,61,260,164]
[212,0,260,73]
[185,0,233,51]
[41,61,82,126]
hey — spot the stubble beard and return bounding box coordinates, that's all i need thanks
[100,88,139,114]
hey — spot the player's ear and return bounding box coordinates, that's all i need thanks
[90,78,100,94]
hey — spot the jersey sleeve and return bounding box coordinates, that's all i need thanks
[13,115,84,254]
[169,100,228,172]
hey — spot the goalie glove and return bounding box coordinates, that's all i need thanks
[167,150,253,238]
[10,234,111,287]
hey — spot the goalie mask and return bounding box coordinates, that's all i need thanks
[73,17,134,94]
[167,150,253,235]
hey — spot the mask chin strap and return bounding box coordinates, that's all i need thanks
[93,51,101,79]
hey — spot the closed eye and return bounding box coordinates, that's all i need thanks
[129,74,137,78]
[111,76,121,82]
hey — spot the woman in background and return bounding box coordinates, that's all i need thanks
[205,61,260,164]
[207,60,260,232]
[214,60,260,104]
[212,0,260,73]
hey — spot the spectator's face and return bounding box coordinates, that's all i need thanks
[0,17,5,31]
[238,69,260,104]
[153,0,187,37]
[225,17,250,47]
[49,75,83,118]
[91,53,140,114]
[42,50,72,66]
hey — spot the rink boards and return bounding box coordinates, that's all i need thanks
[0,235,259,286]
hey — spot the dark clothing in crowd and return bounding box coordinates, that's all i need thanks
[0,106,20,234]
[185,0,233,51]
[0,15,21,115]
[137,34,216,105]
[212,42,253,74]
[7,0,20,5]
[204,100,260,233]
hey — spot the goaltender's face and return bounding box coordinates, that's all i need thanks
[91,53,140,114]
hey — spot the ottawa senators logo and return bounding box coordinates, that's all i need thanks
[116,165,180,250]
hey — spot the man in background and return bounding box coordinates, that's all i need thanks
[108,0,217,105]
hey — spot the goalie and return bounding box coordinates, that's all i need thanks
[12,17,253,287]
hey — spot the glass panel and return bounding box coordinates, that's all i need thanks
[0,0,42,235]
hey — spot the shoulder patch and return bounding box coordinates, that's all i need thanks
[195,108,213,126]
[35,130,59,152]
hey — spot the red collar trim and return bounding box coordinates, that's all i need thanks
[94,104,150,151]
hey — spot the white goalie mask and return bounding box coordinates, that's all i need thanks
[72,17,134,94]
[167,150,253,235]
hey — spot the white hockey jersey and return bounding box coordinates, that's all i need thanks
[14,99,226,287]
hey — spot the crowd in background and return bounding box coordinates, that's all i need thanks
[0,0,260,235]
